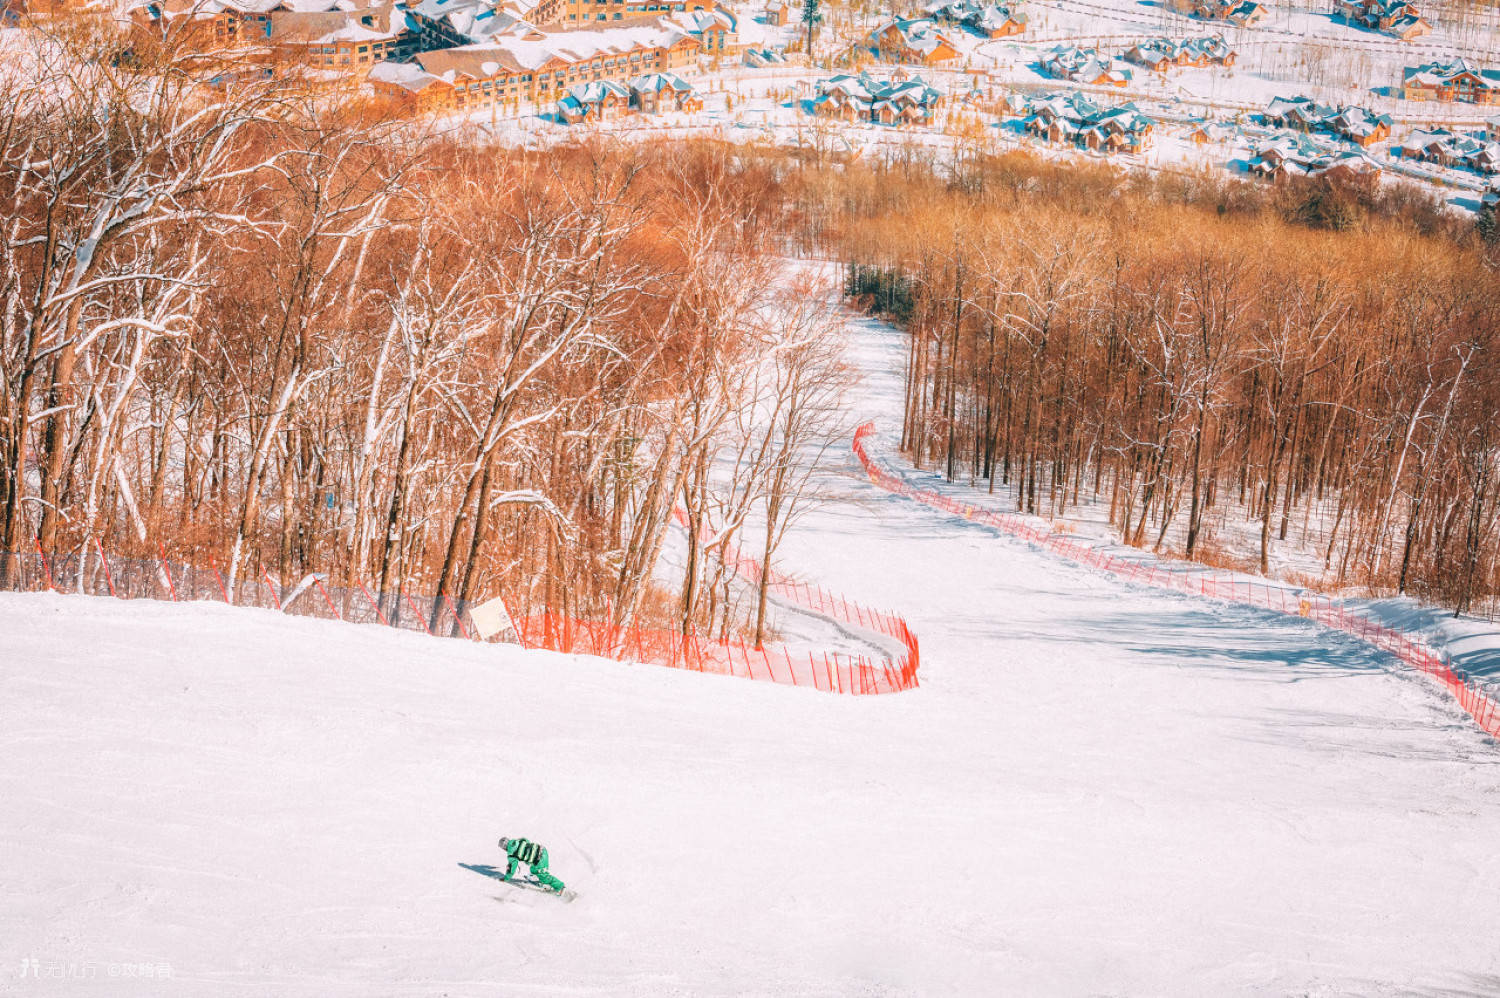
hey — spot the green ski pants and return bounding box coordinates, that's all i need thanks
[507,848,565,891]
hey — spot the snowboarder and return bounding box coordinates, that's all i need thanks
[498,836,565,893]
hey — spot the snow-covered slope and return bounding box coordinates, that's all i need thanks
[5,306,1500,996]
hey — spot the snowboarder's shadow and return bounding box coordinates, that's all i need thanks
[459,862,556,897]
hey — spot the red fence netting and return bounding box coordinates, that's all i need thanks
[851,422,1500,740]
[0,514,919,697]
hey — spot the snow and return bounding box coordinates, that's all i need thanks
[4,282,1500,995]
[726,0,801,50]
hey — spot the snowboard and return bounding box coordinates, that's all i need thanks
[459,862,577,902]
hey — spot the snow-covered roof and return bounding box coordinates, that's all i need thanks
[1041,46,1132,85]
[661,8,733,35]
[868,17,956,54]
[1401,126,1500,173]
[556,78,633,119]
[1026,90,1102,123]
[146,0,361,13]
[311,20,394,42]
[408,0,540,44]
[1021,90,1152,144]
[1124,34,1232,67]
[565,79,630,103]
[368,59,450,91]
[129,0,372,24]
[268,3,416,44]
[814,71,944,110]
[1249,132,1379,177]
[1404,58,1500,87]
[1127,39,1175,64]
[927,0,1025,30]
[743,47,786,66]
[416,19,695,77]
[1262,97,1393,143]
[971,5,1025,30]
[1331,105,1392,137]
[629,71,692,94]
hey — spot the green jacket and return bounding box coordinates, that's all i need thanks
[503,838,546,873]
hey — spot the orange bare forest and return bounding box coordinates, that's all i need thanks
[4,18,1499,639]
[824,154,1500,616]
[0,22,848,642]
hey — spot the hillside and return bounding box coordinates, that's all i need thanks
[4,311,1500,994]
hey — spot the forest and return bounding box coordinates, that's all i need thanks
[827,156,1500,616]
[4,16,1499,640]
[0,23,844,642]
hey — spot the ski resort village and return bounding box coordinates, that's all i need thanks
[4,0,1500,992]
[9,0,1486,210]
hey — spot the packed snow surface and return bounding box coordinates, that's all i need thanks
[4,309,1500,996]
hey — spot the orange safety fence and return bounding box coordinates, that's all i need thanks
[671,506,920,669]
[0,518,919,696]
[851,421,1500,740]
[509,610,912,695]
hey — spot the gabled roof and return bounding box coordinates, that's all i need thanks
[1021,90,1151,139]
[564,78,630,103]
[411,0,540,44]
[269,3,416,44]
[1250,132,1379,175]
[1125,34,1232,66]
[629,71,692,93]
[1331,105,1392,134]
[1264,95,1335,123]
[1041,45,1132,84]
[967,3,1025,30]
[1023,91,1156,149]
[1127,39,1175,64]
[1094,103,1153,132]
[368,59,451,91]
[813,71,944,109]
[868,16,955,52]
[417,44,528,77]
[1027,90,1103,122]
[1401,126,1500,171]
[661,8,732,34]
[1404,58,1500,87]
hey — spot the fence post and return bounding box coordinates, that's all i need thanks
[443,593,471,639]
[35,538,56,592]
[158,542,179,602]
[94,536,118,598]
[359,581,389,626]
[210,559,231,603]
[260,564,282,611]
[315,578,342,620]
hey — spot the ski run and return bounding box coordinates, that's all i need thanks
[3,281,1500,997]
